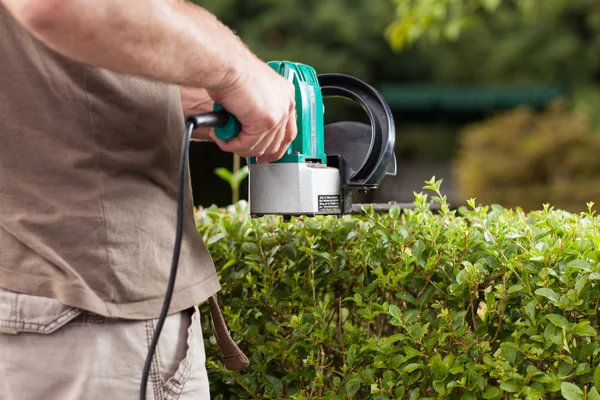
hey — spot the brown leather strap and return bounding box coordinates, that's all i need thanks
[207,294,250,370]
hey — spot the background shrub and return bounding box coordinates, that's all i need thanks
[453,101,600,213]
[196,179,600,399]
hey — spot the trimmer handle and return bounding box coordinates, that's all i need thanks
[185,109,233,132]
[211,104,241,140]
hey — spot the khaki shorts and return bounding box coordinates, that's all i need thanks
[0,288,211,400]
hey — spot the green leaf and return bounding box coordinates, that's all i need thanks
[575,363,590,376]
[389,304,402,320]
[561,382,584,400]
[547,313,570,328]
[545,324,562,346]
[232,166,249,186]
[345,382,361,397]
[547,375,562,392]
[389,205,401,219]
[345,376,363,387]
[221,258,237,270]
[362,368,375,382]
[456,268,470,285]
[382,370,395,389]
[409,388,420,400]
[568,259,591,271]
[403,346,421,361]
[594,364,600,389]
[242,242,260,254]
[396,224,409,239]
[346,344,358,367]
[533,373,553,383]
[282,244,297,259]
[390,354,404,369]
[394,386,405,398]
[575,275,588,295]
[578,343,597,361]
[589,387,600,400]
[482,386,500,399]
[574,324,596,337]
[412,240,425,261]
[433,380,446,395]
[466,369,485,392]
[214,167,234,185]
[535,288,559,304]
[206,232,227,245]
[499,381,521,393]
[525,300,537,322]
[508,284,524,293]
[430,355,448,379]
[265,375,283,395]
[373,396,390,400]
[404,363,423,372]
[396,291,416,304]
[525,385,544,400]
[461,391,477,400]
[353,293,363,305]
[590,272,600,281]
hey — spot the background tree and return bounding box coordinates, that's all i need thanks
[386,0,576,51]
[196,0,399,83]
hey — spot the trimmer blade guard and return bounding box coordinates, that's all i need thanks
[319,73,396,191]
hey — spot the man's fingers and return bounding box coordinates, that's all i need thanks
[209,127,274,158]
[282,110,297,149]
[257,113,296,164]
[247,115,290,163]
[208,100,297,162]
[251,127,281,160]
[256,129,284,164]
[209,133,250,156]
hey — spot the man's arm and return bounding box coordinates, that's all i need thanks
[4,0,244,90]
[2,0,297,164]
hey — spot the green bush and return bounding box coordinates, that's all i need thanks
[453,101,600,213]
[196,179,600,399]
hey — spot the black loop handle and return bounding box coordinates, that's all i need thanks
[318,73,396,188]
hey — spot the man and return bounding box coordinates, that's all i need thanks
[0,0,297,399]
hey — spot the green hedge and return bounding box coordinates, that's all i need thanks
[196,179,600,400]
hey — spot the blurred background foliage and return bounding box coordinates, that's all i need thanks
[454,101,600,212]
[188,0,600,213]
[199,0,398,82]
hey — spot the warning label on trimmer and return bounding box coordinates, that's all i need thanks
[318,195,341,212]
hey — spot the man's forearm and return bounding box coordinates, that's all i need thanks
[3,0,250,90]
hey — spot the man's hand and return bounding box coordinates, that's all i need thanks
[180,78,297,164]
[208,55,297,165]
[2,0,297,163]
[179,86,214,142]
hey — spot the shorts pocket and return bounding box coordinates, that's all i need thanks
[158,306,208,400]
[0,287,82,335]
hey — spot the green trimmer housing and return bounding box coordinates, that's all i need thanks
[213,60,397,219]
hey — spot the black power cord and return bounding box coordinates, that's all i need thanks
[139,111,229,400]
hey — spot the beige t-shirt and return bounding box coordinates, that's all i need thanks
[0,5,221,319]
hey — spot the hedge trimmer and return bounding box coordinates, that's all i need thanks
[188,60,397,220]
